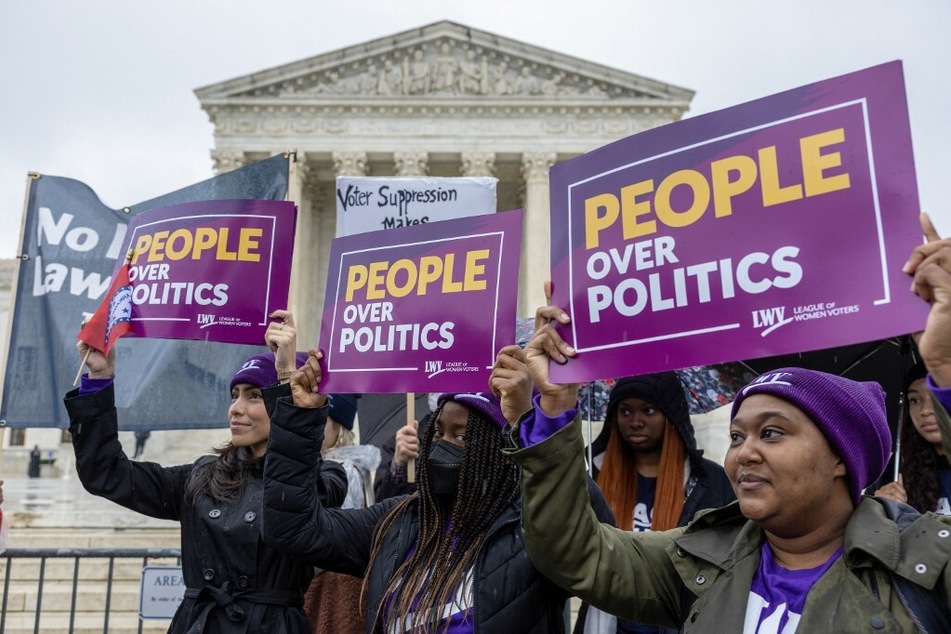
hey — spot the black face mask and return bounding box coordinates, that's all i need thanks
[427,440,464,499]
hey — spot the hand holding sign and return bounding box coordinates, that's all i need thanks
[489,345,533,426]
[289,350,328,409]
[524,306,579,419]
[265,309,299,378]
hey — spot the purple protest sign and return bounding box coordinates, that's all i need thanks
[549,61,927,383]
[317,210,523,393]
[119,199,296,344]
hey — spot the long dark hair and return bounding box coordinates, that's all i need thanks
[363,402,520,632]
[184,443,262,504]
[899,405,943,513]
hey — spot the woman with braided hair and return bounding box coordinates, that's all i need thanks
[262,345,613,632]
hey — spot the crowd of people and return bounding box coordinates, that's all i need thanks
[60,212,951,632]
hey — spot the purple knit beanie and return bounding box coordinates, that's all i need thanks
[230,351,310,392]
[437,392,508,429]
[730,367,891,506]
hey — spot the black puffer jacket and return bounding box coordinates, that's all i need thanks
[65,383,348,634]
[263,396,615,633]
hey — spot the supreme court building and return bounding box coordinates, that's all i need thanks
[195,21,693,347]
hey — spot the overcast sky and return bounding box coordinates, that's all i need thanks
[2,1,948,260]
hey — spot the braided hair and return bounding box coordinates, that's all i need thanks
[363,401,520,632]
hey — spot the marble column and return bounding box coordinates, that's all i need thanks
[210,148,247,174]
[289,156,324,349]
[520,151,557,317]
[460,151,496,178]
[394,151,429,176]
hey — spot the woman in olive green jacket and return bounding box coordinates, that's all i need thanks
[505,225,951,632]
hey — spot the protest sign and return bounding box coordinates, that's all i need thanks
[116,199,296,344]
[2,153,291,429]
[335,176,496,236]
[548,61,927,383]
[317,210,522,393]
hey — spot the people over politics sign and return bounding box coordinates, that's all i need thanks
[117,198,297,344]
[548,61,928,383]
[318,210,522,393]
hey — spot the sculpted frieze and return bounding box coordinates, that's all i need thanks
[273,39,639,100]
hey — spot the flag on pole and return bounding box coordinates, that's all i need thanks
[77,262,133,355]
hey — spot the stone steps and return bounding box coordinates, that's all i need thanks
[1,611,172,634]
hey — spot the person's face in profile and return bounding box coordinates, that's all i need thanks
[726,393,848,535]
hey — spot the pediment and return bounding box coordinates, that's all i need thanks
[196,21,693,105]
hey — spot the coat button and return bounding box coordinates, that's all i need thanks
[244,511,256,522]
[690,612,699,623]
[695,575,706,585]
[237,576,250,588]
[915,563,928,574]
[869,615,885,629]
[676,547,686,557]
[203,569,215,581]
[209,509,221,519]
[939,529,950,538]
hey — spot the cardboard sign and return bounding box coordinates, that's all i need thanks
[548,61,926,382]
[318,210,522,392]
[335,176,496,236]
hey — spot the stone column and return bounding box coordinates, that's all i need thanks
[393,151,428,176]
[306,151,370,338]
[210,148,246,174]
[520,151,557,317]
[460,151,496,178]
[288,155,323,349]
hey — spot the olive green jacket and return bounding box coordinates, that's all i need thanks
[508,400,951,633]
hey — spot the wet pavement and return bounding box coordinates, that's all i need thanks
[1,472,177,529]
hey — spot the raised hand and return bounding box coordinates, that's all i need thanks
[393,421,420,468]
[77,340,116,379]
[289,349,328,409]
[906,213,951,387]
[525,302,580,417]
[489,345,534,425]
[265,309,299,375]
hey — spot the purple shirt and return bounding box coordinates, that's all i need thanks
[744,542,842,633]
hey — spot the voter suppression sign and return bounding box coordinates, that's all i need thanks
[549,61,927,382]
[317,210,522,393]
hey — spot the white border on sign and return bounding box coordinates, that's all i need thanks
[126,212,280,327]
[564,99,886,354]
[326,230,507,374]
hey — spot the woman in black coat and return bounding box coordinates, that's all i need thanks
[66,312,347,633]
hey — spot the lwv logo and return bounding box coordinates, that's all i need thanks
[425,360,444,378]
[197,314,218,329]
[751,306,792,337]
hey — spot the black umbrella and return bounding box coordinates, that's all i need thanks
[736,335,919,435]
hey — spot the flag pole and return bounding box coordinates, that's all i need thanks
[74,249,135,386]
[0,173,40,401]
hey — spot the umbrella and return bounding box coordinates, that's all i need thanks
[736,335,918,434]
